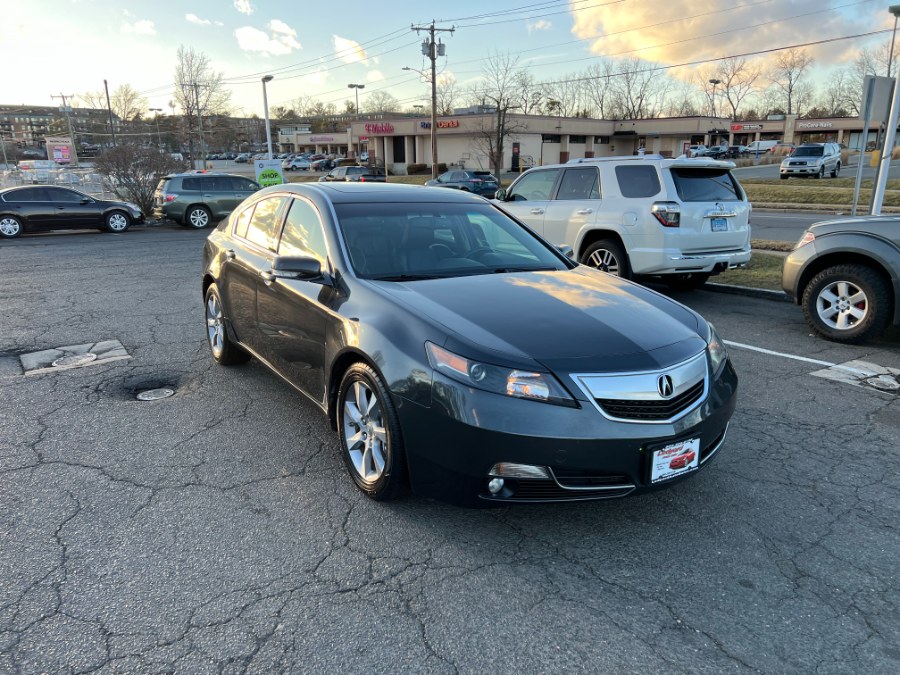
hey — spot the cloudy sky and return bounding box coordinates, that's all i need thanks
[0,0,891,116]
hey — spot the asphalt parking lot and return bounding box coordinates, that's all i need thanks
[1,226,899,673]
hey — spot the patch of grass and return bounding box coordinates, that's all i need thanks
[740,176,900,190]
[714,251,784,290]
[751,239,795,252]
[742,182,900,207]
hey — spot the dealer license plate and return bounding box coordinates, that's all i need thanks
[711,217,728,232]
[650,438,700,484]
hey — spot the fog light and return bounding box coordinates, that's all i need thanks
[488,463,551,479]
[488,478,505,494]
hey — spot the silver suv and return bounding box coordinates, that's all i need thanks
[780,143,841,179]
[494,155,751,288]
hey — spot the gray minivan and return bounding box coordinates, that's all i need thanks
[154,172,261,228]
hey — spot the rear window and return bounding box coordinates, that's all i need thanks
[670,168,742,202]
[156,179,170,192]
[615,165,661,198]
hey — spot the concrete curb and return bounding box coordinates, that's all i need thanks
[705,282,792,303]
[751,202,900,214]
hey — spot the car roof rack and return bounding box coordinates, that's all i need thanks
[566,154,665,164]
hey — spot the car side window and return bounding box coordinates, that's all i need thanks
[231,177,259,192]
[556,168,600,201]
[507,169,561,201]
[6,187,46,202]
[245,196,286,250]
[277,198,328,264]
[207,176,232,191]
[45,187,83,203]
[233,204,255,238]
[182,177,201,191]
[615,165,661,198]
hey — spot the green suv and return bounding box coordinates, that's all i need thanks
[154,172,261,228]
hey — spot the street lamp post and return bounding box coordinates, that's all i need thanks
[262,75,274,160]
[347,84,365,115]
[872,5,900,214]
[708,79,721,119]
[149,108,163,150]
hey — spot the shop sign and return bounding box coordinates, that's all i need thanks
[797,122,834,129]
[309,135,334,142]
[731,123,763,131]
[364,123,394,134]
[419,120,460,129]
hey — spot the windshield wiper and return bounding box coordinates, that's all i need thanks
[487,266,558,274]
[369,273,446,281]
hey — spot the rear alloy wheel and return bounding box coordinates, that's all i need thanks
[204,284,250,365]
[662,272,711,291]
[186,205,212,229]
[581,239,629,278]
[802,264,891,343]
[105,210,131,233]
[337,363,408,501]
[830,162,840,178]
[0,215,23,238]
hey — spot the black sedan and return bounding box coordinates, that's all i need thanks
[201,183,736,505]
[425,170,500,196]
[0,185,144,238]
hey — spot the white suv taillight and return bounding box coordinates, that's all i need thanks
[651,201,680,227]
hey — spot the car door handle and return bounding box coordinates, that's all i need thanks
[530,208,545,215]
[224,249,236,260]
[576,209,593,215]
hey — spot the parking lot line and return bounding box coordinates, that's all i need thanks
[723,340,880,377]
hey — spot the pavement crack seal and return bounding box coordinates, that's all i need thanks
[20,340,131,375]
[724,340,900,395]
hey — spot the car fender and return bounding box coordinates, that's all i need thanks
[793,232,900,323]
[573,222,630,260]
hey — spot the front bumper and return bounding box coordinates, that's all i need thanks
[780,164,822,176]
[395,360,738,506]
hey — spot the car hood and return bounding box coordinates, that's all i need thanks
[374,267,706,373]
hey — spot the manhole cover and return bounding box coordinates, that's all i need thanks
[52,353,98,368]
[136,388,175,401]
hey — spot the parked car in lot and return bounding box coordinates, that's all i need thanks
[725,145,750,159]
[318,166,385,182]
[493,155,751,289]
[283,157,311,171]
[704,145,730,160]
[782,216,900,343]
[745,140,778,154]
[688,145,709,157]
[0,185,144,238]
[425,170,500,196]
[780,142,841,179]
[235,154,250,163]
[154,172,261,228]
[201,183,736,505]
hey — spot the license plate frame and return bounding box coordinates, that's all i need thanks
[649,437,701,484]
[711,217,728,232]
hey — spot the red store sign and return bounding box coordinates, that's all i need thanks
[364,123,394,134]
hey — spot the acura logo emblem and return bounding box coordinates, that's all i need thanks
[657,374,674,398]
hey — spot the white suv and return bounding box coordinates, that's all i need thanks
[494,155,751,288]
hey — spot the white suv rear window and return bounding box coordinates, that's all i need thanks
[670,168,741,202]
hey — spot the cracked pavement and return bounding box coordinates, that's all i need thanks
[1,226,899,673]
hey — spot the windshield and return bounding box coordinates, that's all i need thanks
[792,146,824,157]
[335,202,568,280]
[670,168,742,202]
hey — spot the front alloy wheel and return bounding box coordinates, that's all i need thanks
[0,215,23,238]
[204,284,250,365]
[802,264,891,343]
[338,363,407,500]
[105,210,130,233]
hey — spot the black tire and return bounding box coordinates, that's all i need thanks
[801,264,892,344]
[580,238,630,278]
[780,174,789,180]
[831,162,840,178]
[0,214,23,238]
[662,272,711,291]
[104,210,131,233]
[337,363,408,501]
[185,205,212,229]
[204,283,250,365]
[815,166,824,179]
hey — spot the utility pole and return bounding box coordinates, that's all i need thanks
[50,93,80,166]
[101,80,116,148]
[193,83,206,169]
[411,21,454,180]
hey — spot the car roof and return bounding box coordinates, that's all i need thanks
[561,155,736,169]
[257,181,487,205]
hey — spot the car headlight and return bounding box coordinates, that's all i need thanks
[794,230,815,249]
[706,324,727,377]
[425,342,576,406]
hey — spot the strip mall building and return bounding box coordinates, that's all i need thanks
[279,112,875,173]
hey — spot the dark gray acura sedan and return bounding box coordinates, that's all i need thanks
[201,183,736,506]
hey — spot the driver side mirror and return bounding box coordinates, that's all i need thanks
[271,256,329,283]
[557,245,574,259]
[494,188,507,201]
[80,197,92,204]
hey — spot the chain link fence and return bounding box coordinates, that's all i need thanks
[0,167,119,200]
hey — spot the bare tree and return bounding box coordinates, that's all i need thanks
[661,79,701,117]
[363,91,400,114]
[769,48,813,115]
[173,46,231,162]
[110,84,148,122]
[436,74,459,116]
[856,39,899,79]
[607,57,669,119]
[468,52,526,171]
[94,146,187,214]
[78,91,107,110]
[717,57,759,119]
[818,67,857,116]
[582,61,615,119]
[513,70,543,115]
[544,76,584,117]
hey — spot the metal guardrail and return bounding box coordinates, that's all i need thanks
[0,168,118,199]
